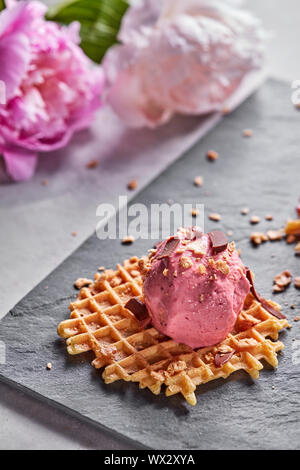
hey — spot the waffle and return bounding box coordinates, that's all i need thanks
[58,257,289,406]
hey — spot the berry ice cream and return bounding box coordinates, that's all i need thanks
[143,227,250,349]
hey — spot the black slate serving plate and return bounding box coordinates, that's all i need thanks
[1,79,300,449]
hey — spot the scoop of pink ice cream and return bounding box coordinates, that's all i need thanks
[143,228,250,349]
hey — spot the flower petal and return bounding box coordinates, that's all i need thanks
[3,150,38,181]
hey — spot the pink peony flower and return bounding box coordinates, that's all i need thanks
[103,0,264,128]
[0,1,104,181]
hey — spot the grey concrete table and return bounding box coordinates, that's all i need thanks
[1,0,300,450]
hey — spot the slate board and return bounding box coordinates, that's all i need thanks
[1,79,300,450]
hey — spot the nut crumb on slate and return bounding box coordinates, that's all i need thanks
[294,277,300,288]
[180,256,193,270]
[194,176,203,187]
[190,208,199,217]
[241,208,249,215]
[46,362,52,370]
[291,304,295,309]
[265,214,273,221]
[41,179,48,186]
[98,266,105,271]
[86,159,99,169]
[250,215,260,225]
[209,212,221,222]
[294,316,300,322]
[227,230,233,236]
[243,129,253,137]
[127,179,138,190]
[250,232,268,245]
[267,229,284,241]
[273,270,292,292]
[72,231,78,237]
[74,278,93,289]
[122,235,135,244]
[295,242,300,253]
[207,150,219,161]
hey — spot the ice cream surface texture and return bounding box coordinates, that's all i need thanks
[143,227,250,349]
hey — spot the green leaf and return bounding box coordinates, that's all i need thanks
[46,0,129,63]
[0,0,6,12]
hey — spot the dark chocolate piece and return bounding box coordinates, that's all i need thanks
[125,298,149,321]
[245,268,286,320]
[214,350,235,368]
[259,298,287,320]
[208,231,228,254]
[157,236,180,259]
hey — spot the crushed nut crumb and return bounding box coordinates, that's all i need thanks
[198,264,206,274]
[194,176,203,187]
[86,159,99,169]
[243,129,253,137]
[72,231,78,237]
[294,316,300,322]
[122,235,135,244]
[273,270,292,291]
[209,212,221,222]
[207,150,219,161]
[180,256,193,270]
[163,268,169,277]
[265,214,273,221]
[250,215,260,225]
[74,278,93,289]
[250,232,268,245]
[190,208,199,217]
[46,362,52,370]
[286,234,296,244]
[127,179,138,190]
[241,208,249,215]
[294,276,300,289]
[267,229,284,241]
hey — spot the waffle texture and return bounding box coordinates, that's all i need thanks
[58,257,289,405]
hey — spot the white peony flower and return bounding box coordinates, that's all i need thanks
[103,0,265,128]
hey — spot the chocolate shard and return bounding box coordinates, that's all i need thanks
[245,268,286,320]
[125,298,149,321]
[208,231,228,254]
[214,350,235,368]
[157,236,180,259]
[259,298,287,320]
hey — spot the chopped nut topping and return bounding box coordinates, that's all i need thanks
[86,159,99,169]
[150,370,167,382]
[209,212,221,222]
[295,241,300,253]
[204,352,214,362]
[122,235,135,244]
[180,256,193,269]
[241,207,249,215]
[267,229,284,241]
[273,284,284,293]
[294,276,300,289]
[110,276,122,287]
[74,278,93,289]
[163,268,169,277]
[250,232,268,245]
[250,215,260,225]
[236,338,258,351]
[46,362,52,370]
[198,264,206,274]
[217,344,233,354]
[138,258,151,275]
[194,176,203,187]
[127,179,138,190]
[167,360,186,376]
[265,214,273,221]
[243,128,253,137]
[235,312,261,332]
[207,150,219,161]
[215,259,230,275]
[228,241,236,253]
[188,240,206,256]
